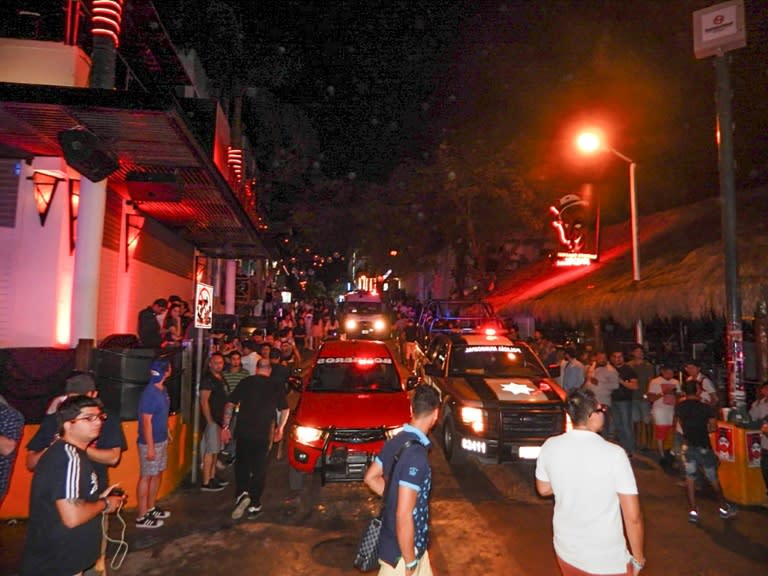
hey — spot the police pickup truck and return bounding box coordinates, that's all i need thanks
[414,331,568,463]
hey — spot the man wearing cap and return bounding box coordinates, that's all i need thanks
[26,373,127,491]
[135,359,173,528]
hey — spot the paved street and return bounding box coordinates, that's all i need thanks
[3,435,765,575]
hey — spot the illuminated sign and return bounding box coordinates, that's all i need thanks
[465,346,523,354]
[317,357,393,364]
[555,252,597,267]
[501,382,532,395]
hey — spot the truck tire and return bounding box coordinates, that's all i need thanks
[441,411,466,465]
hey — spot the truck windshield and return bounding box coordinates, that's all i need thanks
[344,302,384,314]
[448,345,548,379]
[309,359,401,392]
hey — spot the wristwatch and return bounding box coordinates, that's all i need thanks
[630,556,645,571]
[405,558,419,570]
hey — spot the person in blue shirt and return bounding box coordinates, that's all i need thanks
[135,359,173,529]
[364,385,440,576]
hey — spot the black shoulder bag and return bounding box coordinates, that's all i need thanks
[353,438,419,572]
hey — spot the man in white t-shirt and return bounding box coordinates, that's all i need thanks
[646,365,680,461]
[536,388,645,576]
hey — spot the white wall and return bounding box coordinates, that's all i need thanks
[0,39,90,87]
[0,157,195,348]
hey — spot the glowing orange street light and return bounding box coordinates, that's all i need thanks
[576,130,642,344]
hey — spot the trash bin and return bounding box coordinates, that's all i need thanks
[713,420,766,505]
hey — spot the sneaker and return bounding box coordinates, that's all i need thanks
[214,476,230,487]
[246,504,263,519]
[148,506,171,519]
[136,515,164,529]
[231,492,251,520]
[688,509,699,524]
[719,503,737,519]
[201,480,225,492]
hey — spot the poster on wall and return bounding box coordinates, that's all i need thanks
[194,282,213,329]
[746,432,762,468]
[716,425,735,462]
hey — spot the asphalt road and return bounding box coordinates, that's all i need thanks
[2,340,766,575]
[3,431,766,575]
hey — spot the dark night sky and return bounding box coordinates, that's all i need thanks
[176,1,767,219]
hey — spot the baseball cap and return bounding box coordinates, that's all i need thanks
[65,373,96,394]
[149,359,170,384]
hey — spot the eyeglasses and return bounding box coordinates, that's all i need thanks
[72,413,107,423]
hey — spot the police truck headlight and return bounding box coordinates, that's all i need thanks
[374,319,387,332]
[385,426,404,439]
[460,407,485,433]
[293,425,323,444]
[345,319,358,331]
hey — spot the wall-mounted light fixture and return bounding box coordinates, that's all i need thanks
[125,212,146,271]
[29,169,67,226]
[68,178,80,253]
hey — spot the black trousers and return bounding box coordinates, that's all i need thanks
[234,436,272,504]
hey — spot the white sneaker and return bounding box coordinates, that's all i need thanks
[232,492,251,520]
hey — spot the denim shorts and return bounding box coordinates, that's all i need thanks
[681,444,718,484]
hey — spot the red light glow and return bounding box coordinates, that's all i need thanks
[92,0,124,48]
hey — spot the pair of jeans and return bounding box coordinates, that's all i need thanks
[610,401,635,455]
[234,436,272,504]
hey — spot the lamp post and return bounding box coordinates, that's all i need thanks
[576,131,642,344]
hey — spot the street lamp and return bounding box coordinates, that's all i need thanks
[576,130,642,345]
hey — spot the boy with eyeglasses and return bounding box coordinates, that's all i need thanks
[21,395,125,576]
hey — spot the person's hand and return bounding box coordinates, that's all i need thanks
[147,445,156,461]
[221,427,232,444]
[273,426,284,443]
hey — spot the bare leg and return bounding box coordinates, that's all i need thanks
[202,453,216,484]
[147,473,163,510]
[685,477,697,511]
[137,475,150,517]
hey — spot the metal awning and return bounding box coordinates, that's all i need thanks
[0,82,268,259]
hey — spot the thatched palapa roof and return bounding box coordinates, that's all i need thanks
[487,189,768,326]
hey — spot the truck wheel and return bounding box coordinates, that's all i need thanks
[289,466,306,491]
[442,412,465,465]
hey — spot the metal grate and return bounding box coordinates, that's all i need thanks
[331,428,386,444]
[500,406,564,437]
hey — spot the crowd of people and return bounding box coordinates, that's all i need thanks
[3,291,768,576]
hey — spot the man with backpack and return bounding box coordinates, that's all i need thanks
[363,386,440,575]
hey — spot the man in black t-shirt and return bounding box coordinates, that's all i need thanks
[199,353,229,491]
[221,359,289,520]
[21,396,124,576]
[675,380,736,523]
[609,351,638,456]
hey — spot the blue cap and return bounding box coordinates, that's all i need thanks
[149,359,170,384]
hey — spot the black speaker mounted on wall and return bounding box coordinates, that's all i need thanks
[58,125,120,182]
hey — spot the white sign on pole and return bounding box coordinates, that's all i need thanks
[693,1,746,59]
[194,282,213,329]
